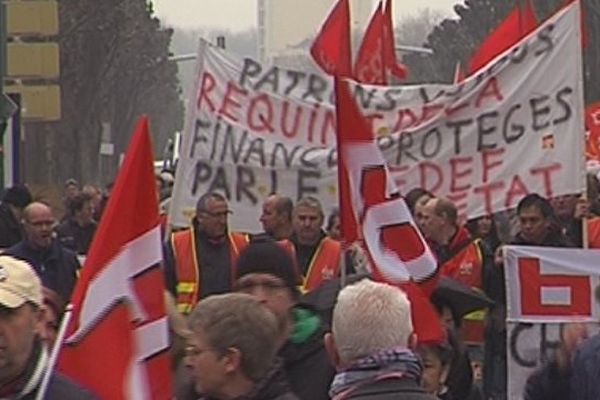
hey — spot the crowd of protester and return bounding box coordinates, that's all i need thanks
[1,170,600,399]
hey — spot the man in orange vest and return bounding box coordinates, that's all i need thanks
[164,192,249,314]
[289,197,345,292]
[420,197,493,346]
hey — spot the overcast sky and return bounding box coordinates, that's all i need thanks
[152,0,460,31]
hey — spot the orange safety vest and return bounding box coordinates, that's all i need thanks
[589,218,600,248]
[302,237,342,292]
[441,239,486,345]
[171,229,249,314]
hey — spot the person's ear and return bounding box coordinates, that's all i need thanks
[222,347,242,375]
[408,332,418,350]
[324,332,341,370]
[33,305,47,337]
[440,363,451,386]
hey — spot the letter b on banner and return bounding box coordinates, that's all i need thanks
[518,257,591,317]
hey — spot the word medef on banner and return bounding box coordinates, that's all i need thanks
[170,3,584,231]
[504,244,600,399]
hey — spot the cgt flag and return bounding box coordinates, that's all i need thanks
[310,0,352,77]
[59,117,172,399]
[334,77,442,343]
[354,1,387,85]
[469,0,538,74]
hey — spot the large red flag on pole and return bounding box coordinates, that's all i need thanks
[334,77,442,344]
[354,1,387,84]
[310,0,352,77]
[382,0,408,80]
[59,116,172,399]
[469,0,538,74]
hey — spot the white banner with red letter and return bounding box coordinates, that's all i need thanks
[170,2,584,231]
[504,245,600,323]
[504,245,600,399]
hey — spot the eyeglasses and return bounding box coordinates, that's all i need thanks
[234,280,287,294]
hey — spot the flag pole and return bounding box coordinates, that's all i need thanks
[35,304,74,400]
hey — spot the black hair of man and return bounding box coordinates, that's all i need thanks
[68,193,93,215]
[517,193,554,218]
[196,192,227,213]
[405,188,433,214]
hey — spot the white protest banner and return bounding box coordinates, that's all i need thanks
[506,322,600,400]
[170,2,584,231]
[504,245,600,323]
[503,243,600,399]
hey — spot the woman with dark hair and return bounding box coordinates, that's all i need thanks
[466,214,502,254]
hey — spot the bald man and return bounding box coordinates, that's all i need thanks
[5,202,80,302]
[257,194,294,241]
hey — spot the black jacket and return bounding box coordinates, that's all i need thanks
[0,202,23,249]
[55,218,97,255]
[164,222,237,299]
[523,357,570,400]
[22,373,97,400]
[1,341,97,400]
[279,307,335,400]
[5,239,80,302]
[343,378,438,400]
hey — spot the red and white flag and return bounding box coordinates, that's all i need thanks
[310,0,352,77]
[59,117,172,399]
[381,0,408,80]
[334,77,442,343]
[469,0,538,74]
[354,1,387,84]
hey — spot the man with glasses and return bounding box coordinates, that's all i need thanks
[5,202,80,303]
[185,293,298,400]
[233,242,334,400]
[165,192,249,314]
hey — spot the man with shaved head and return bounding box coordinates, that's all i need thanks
[420,197,494,344]
[5,202,80,303]
[257,194,294,241]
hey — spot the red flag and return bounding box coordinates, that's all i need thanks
[334,77,442,344]
[382,0,408,80]
[310,0,352,77]
[469,0,538,74]
[59,117,172,399]
[354,2,387,84]
[585,102,600,166]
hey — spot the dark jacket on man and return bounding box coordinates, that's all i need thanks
[0,202,23,249]
[524,357,571,400]
[570,334,600,400]
[0,341,96,400]
[279,306,334,400]
[55,218,97,255]
[5,239,80,302]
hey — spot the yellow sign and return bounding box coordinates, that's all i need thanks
[4,85,61,121]
[6,1,59,36]
[7,43,59,79]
